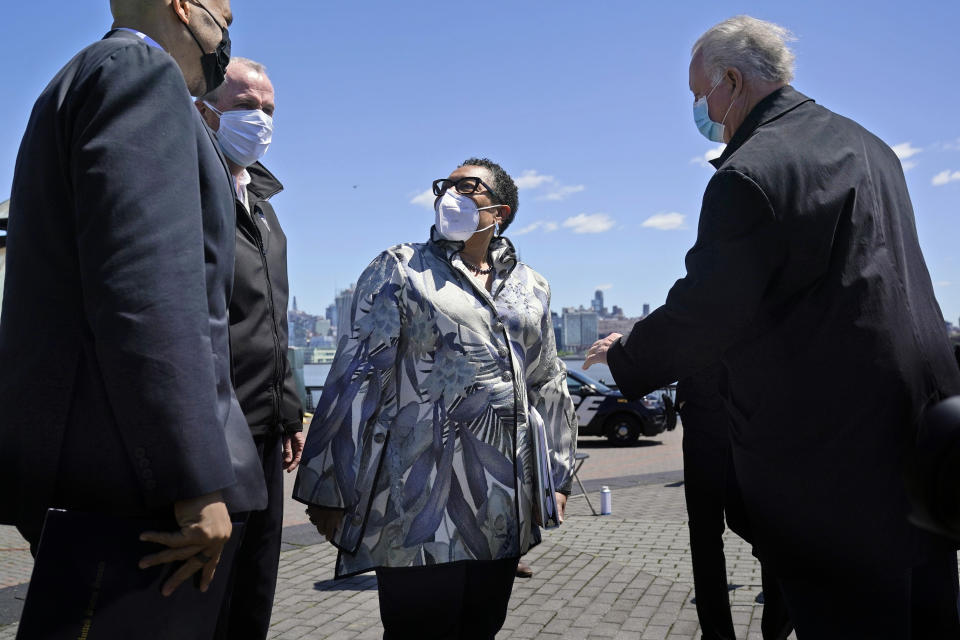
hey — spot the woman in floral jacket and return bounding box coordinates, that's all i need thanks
[295,158,577,639]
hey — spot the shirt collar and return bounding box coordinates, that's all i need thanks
[710,85,814,169]
[236,169,251,208]
[114,28,164,51]
[428,226,519,276]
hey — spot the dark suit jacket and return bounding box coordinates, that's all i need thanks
[608,86,960,573]
[0,30,265,535]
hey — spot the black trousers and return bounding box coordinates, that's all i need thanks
[682,406,792,640]
[214,433,285,640]
[374,557,519,640]
[775,544,960,639]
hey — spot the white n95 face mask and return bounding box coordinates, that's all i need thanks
[204,101,273,167]
[434,190,498,242]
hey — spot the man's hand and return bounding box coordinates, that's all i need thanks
[306,506,343,541]
[283,432,306,472]
[139,491,232,597]
[583,333,622,370]
[555,492,567,524]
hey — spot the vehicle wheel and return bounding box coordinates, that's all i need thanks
[605,414,641,445]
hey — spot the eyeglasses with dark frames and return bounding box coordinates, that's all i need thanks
[432,177,502,204]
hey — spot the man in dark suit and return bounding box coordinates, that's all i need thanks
[0,0,266,598]
[586,15,960,638]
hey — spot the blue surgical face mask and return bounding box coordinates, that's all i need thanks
[693,76,732,143]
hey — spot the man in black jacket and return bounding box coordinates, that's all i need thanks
[196,58,304,640]
[0,0,266,601]
[586,15,960,638]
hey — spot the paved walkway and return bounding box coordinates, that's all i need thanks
[0,474,790,638]
[1,427,954,638]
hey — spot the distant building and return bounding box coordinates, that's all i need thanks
[288,317,308,347]
[292,296,298,312]
[308,335,336,348]
[551,311,563,350]
[562,307,599,350]
[325,303,337,324]
[591,290,604,314]
[304,347,337,365]
[335,284,356,341]
[599,316,639,338]
[642,303,651,317]
[611,305,624,318]
[314,317,331,336]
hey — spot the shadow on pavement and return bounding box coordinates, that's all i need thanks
[314,575,378,592]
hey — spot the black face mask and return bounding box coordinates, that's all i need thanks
[183,1,231,95]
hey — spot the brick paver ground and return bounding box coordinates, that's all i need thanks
[1,425,955,638]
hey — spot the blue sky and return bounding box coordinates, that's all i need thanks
[2,1,959,324]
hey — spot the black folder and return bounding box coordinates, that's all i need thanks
[17,509,243,640]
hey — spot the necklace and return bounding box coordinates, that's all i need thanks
[461,257,493,275]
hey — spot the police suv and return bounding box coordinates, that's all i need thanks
[566,369,677,445]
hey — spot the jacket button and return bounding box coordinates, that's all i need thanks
[494,322,504,333]
[351,514,363,526]
[139,458,150,468]
[497,347,508,359]
[134,448,146,458]
[373,433,385,444]
[144,479,157,490]
[142,469,154,480]
[502,371,513,382]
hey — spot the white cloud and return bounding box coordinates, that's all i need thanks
[890,142,922,171]
[595,283,613,291]
[562,213,615,234]
[935,281,952,287]
[935,138,960,152]
[512,220,560,235]
[891,142,922,160]
[932,170,960,186]
[691,144,726,168]
[539,184,586,201]
[409,188,435,209]
[514,169,585,201]
[514,170,555,190]
[641,212,688,231]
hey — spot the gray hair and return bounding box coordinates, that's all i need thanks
[692,16,796,85]
[202,57,269,104]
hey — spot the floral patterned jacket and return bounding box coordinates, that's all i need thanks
[294,229,577,577]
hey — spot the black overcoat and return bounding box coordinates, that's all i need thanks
[0,30,266,536]
[608,86,960,574]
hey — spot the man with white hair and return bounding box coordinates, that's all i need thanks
[586,15,960,638]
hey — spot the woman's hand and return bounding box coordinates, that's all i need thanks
[555,492,567,524]
[306,506,343,541]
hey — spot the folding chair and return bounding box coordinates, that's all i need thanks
[571,452,598,516]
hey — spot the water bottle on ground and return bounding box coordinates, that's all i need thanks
[600,486,612,515]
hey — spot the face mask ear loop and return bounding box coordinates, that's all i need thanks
[720,80,739,128]
[203,101,223,116]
